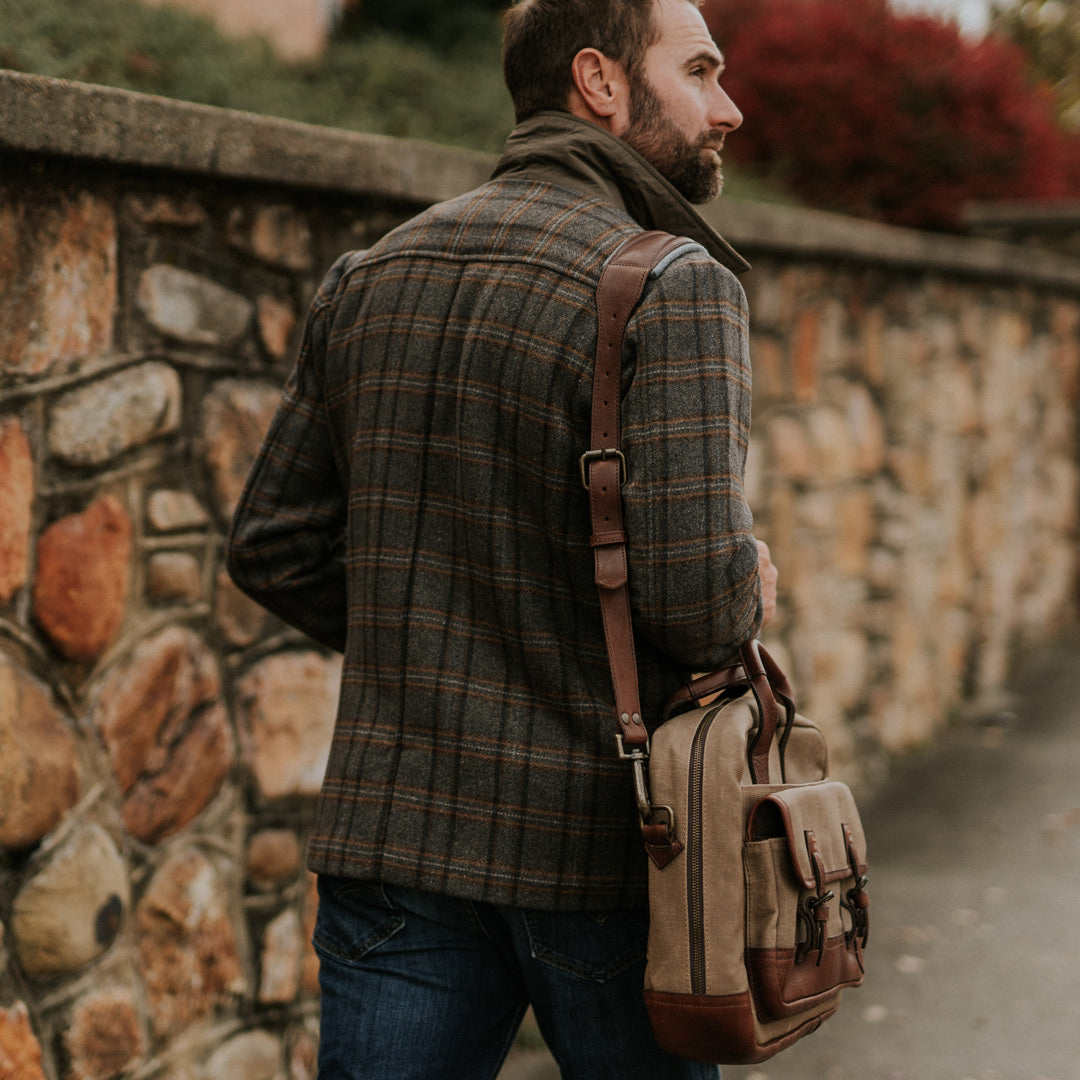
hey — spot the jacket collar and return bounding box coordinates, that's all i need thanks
[491,111,750,275]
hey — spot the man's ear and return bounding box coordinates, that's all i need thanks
[567,47,631,131]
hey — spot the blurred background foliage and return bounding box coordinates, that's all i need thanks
[0,0,514,151]
[703,0,1080,229]
[1,0,1079,230]
[340,0,506,48]
[990,0,1080,130]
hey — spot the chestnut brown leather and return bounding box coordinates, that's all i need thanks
[588,232,869,1066]
[586,230,688,751]
[643,988,834,1065]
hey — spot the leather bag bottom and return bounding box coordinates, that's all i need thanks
[644,988,837,1065]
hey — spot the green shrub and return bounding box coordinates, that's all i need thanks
[0,0,514,152]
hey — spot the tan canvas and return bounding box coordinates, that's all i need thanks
[642,681,868,1065]
[585,239,868,1067]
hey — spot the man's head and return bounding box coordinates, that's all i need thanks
[502,0,742,204]
[502,0,658,124]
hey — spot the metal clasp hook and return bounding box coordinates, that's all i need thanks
[616,733,653,824]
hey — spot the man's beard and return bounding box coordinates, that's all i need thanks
[621,75,724,204]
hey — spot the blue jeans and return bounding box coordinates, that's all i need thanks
[313,876,720,1080]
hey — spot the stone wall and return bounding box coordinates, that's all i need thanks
[732,243,1080,766]
[1,71,1079,1078]
[965,200,1080,259]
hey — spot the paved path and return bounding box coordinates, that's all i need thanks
[500,635,1080,1080]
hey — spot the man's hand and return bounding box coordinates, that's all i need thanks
[756,539,778,627]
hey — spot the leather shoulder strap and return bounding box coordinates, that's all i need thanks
[583,231,689,753]
[586,234,800,791]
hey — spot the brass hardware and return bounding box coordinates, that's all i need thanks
[616,733,653,823]
[796,890,835,966]
[842,875,870,948]
[579,448,627,490]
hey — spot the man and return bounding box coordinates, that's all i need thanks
[227,0,777,1076]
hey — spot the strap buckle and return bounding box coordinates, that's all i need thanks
[579,448,627,491]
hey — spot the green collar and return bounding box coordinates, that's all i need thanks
[492,111,750,275]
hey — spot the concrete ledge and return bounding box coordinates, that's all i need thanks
[3,69,1080,291]
[0,70,493,207]
[965,199,1080,230]
[706,197,1080,289]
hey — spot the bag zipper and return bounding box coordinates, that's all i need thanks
[688,703,724,994]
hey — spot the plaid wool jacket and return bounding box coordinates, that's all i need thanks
[227,114,764,910]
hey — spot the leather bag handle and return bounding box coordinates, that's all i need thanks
[662,663,748,722]
[741,639,783,784]
[752,639,800,772]
[662,642,799,783]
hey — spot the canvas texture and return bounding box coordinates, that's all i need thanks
[642,687,869,1064]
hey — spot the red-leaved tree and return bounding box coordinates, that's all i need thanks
[702,0,1080,230]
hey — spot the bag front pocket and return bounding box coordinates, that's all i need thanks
[742,782,869,1022]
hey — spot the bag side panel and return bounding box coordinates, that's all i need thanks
[643,706,707,996]
[645,696,758,997]
[697,704,770,996]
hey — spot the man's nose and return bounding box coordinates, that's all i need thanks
[711,86,742,132]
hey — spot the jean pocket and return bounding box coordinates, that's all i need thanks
[312,876,405,966]
[523,908,649,983]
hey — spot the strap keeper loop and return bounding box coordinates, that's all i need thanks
[590,529,626,547]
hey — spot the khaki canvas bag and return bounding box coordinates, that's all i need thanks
[583,232,869,1065]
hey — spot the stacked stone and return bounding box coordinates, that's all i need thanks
[741,262,1080,777]
[0,184,362,1080]
[2,129,1079,1079]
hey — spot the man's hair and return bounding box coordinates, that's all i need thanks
[502,0,660,123]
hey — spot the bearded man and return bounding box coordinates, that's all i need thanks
[227,1,777,1075]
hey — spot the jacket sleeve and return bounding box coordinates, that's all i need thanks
[225,260,350,653]
[619,249,762,669]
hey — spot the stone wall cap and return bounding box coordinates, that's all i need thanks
[0,68,493,206]
[965,199,1080,230]
[704,197,1080,290]
[3,69,1080,290]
